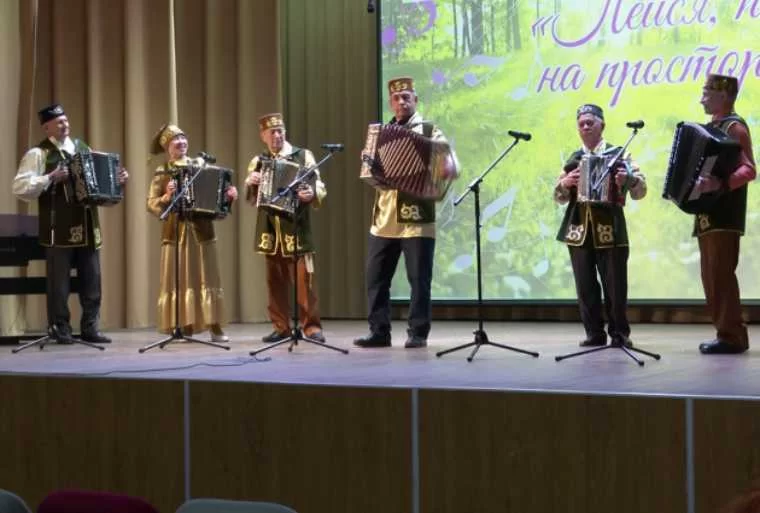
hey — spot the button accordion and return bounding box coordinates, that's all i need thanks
[256,157,316,217]
[70,150,123,206]
[175,163,233,219]
[360,123,457,201]
[662,121,741,214]
[574,148,630,206]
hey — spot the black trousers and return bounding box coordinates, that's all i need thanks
[568,242,630,342]
[366,234,435,338]
[45,246,102,335]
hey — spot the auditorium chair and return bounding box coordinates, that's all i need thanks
[37,489,160,513]
[0,488,33,513]
[175,498,298,513]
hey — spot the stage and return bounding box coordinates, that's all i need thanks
[2,321,760,513]
[1,320,758,398]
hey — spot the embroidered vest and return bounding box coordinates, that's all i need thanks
[556,144,629,248]
[37,138,102,248]
[253,147,316,256]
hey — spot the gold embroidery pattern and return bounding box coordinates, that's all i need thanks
[284,234,296,253]
[597,224,614,244]
[94,227,102,246]
[566,224,585,242]
[399,203,423,221]
[69,225,84,244]
[258,233,274,251]
[698,214,711,231]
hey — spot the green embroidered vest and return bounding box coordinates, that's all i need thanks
[556,144,629,248]
[37,138,102,248]
[254,147,317,256]
[693,114,749,236]
[393,119,436,224]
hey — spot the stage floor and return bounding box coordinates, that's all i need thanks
[1,320,758,399]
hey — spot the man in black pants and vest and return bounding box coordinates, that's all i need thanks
[692,74,755,355]
[13,104,129,344]
[354,77,459,349]
[554,104,647,348]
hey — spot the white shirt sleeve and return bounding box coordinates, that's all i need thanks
[13,148,51,202]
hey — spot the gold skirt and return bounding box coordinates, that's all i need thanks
[157,225,225,334]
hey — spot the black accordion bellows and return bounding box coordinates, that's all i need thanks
[662,121,740,214]
[177,164,233,219]
[70,150,123,206]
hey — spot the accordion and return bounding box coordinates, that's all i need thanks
[70,150,123,206]
[360,123,456,201]
[256,158,316,217]
[662,121,741,214]
[176,164,233,219]
[575,149,628,205]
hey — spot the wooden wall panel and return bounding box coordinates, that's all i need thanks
[189,382,411,513]
[694,399,760,513]
[419,390,687,513]
[0,375,185,513]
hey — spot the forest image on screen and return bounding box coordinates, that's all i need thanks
[380,0,760,300]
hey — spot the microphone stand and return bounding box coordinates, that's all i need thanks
[555,125,661,366]
[250,149,349,357]
[591,125,641,196]
[14,175,105,353]
[436,137,539,362]
[140,161,230,353]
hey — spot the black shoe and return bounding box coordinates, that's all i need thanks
[404,335,427,349]
[262,330,289,343]
[579,336,606,347]
[50,325,74,344]
[306,330,326,343]
[610,336,634,348]
[699,339,748,355]
[80,332,112,344]
[353,332,391,348]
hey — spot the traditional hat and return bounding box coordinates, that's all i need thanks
[258,113,285,132]
[704,74,739,98]
[38,104,65,125]
[576,104,604,120]
[150,123,185,155]
[387,76,415,94]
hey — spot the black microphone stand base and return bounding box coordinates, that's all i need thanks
[139,326,231,353]
[554,343,661,366]
[436,329,539,362]
[12,325,105,353]
[250,327,348,357]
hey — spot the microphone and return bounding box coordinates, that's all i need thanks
[508,130,532,141]
[367,0,376,13]
[197,151,217,163]
[626,120,645,129]
[321,143,345,152]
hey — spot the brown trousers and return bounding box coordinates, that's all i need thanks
[266,253,321,335]
[699,231,748,348]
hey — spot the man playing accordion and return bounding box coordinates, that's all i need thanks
[554,104,647,349]
[692,74,755,355]
[354,76,459,349]
[244,113,327,344]
[13,104,129,344]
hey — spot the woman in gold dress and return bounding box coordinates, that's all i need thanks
[146,124,238,341]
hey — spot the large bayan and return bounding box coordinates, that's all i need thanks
[70,150,123,206]
[663,121,740,214]
[360,123,456,201]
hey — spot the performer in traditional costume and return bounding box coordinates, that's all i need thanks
[553,104,646,348]
[353,76,459,349]
[244,113,326,343]
[146,124,237,341]
[13,104,129,344]
[691,74,755,355]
